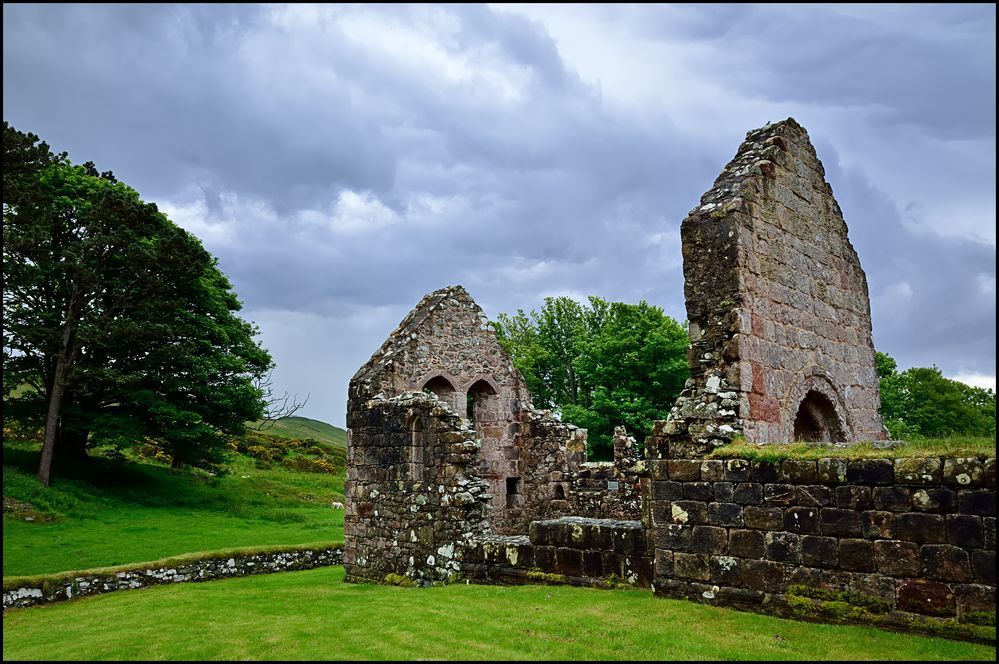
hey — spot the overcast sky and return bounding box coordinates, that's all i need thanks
[4,4,995,428]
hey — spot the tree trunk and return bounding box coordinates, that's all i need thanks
[37,287,83,487]
[56,422,90,462]
[37,357,68,487]
[171,456,186,470]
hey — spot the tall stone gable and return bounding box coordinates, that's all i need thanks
[349,285,531,526]
[657,118,887,456]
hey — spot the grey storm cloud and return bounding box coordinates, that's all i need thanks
[4,3,995,426]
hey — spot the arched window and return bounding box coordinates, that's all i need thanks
[422,375,457,402]
[793,390,845,442]
[466,379,498,423]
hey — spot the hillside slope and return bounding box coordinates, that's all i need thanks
[250,416,347,447]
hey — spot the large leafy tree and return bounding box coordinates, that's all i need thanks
[875,351,995,439]
[3,121,273,484]
[494,296,688,459]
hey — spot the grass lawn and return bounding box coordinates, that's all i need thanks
[3,442,344,576]
[708,435,997,462]
[3,566,994,661]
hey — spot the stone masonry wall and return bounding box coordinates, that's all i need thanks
[648,455,995,633]
[3,546,343,610]
[661,118,886,455]
[344,392,491,584]
[460,516,654,588]
[349,285,532,532]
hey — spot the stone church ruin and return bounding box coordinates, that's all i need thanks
[343,119,994,638]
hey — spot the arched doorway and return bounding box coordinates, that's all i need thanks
[793,390,845,442]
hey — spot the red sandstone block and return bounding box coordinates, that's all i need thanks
[749,393,780,422]
[751,361,766,395]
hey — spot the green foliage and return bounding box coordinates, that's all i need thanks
[708,437,996,461]
[876,352,995,439]
[494,296,688,459]
[3,121,273,476]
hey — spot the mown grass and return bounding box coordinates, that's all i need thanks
[248,415,347,446]
[2,441,344,576]
[708,436,997,463]
[3,566,994,661]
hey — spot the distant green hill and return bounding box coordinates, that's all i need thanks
[249,416,347,447]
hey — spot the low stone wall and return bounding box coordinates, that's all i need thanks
[648,456,995,640]
[460,516,653,588]
[3,546,343,609]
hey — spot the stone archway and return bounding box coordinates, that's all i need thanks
[793,390,845,442]
[420,374,461,414]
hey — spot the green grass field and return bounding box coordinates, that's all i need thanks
[2,442,344,576]
[3,566,994,661]
[249,415,348,446]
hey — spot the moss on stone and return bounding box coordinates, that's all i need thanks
[382,573,416,587]
[526,569,567,584]
[962,611,997,627]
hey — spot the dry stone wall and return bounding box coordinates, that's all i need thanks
[660,118,887,455]
[648,455,995,638]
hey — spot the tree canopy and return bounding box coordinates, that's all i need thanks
[876,351,995,439]
[494,296,688,459]
[3,121,273,483]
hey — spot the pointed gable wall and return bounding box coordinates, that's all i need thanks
[656,118,887,455]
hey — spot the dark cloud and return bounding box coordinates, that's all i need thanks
[4,3,994,425]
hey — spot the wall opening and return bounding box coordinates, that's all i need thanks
[793,390,845,442]
[422,375,457,401]
[506,477,522,508]
[407,414,424,481]
[552,483,566,500]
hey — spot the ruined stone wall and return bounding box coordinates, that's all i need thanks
[349,285,532,531]
[460,517,654,588]
[568,427,647,520]
[343,392,491,584]
[647,455,995,637]
[661,118,886,454]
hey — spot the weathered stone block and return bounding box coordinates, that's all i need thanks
[708,502,744,527]
[668,460,701,481]
[654,549,674,578]
[742,559,786,592]
[893,458,942,484]
[819,508,861,537]
[846,459,893,485]
[958,490,995,516]
[713,482,735,502]
[971,549,995,585]
[652,480,682,501]
[709,555,743,585]
[897,579,956,616]
[909,487,956,514]
[779,460,818,484]
[691,526,728,554]
[945,514,983,548]
[795,484,835,507]
[700,460,725,482]
[674,553,710,581]
[847,572,897,604]
[656,524,692,552]
[728,529,765,559]
[648,459,670,480]
[943,458,984,487]
[784,507,820,534]
[763,484,796,506]
[985,459,996,490]
[723,458,751,482]
[816,458,847,484]
[872,486,912,512]
[835,485,872,510]
[582,549,603,577]
[800,535,838,568]
[921,544,971,582]
[671,500,709,525]
[838,539,874,572]
[764,531,801,563]
[732,482,763,505]
[744,506,784,531]
[529,521,550,546]
[861,511,895,539]
[954,583,996,617]
[555,547,583,576]
[717,586,764,606]
[751,461,779,483]
[873,540,920,577]
[682,482,714,501]
[896,513,947,544]
[984,517,995,550]
[534,545,556,570]
[613,528,647,556]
